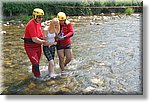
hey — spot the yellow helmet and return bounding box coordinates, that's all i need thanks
[33,8,44,19]
[57,12,66,21]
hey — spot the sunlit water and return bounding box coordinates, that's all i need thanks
[2,14,142,95]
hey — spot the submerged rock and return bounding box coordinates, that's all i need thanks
[90,78,104,85]
[46,81,56,86]
[83,86,95,92]
[28,83,36,89]
[59,87,72,94]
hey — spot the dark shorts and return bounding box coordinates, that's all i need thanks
[43,45,55,61]
[56,44,71,50]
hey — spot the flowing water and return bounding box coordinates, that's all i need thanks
[1,14,142,95]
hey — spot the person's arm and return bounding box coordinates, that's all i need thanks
[28,22,46,44]
[42,26,49,40]
[32,37,46,44]
[64,23,74,38]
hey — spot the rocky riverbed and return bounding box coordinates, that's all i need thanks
[1,14,142,95]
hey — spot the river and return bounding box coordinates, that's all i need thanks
[1,14,142,95]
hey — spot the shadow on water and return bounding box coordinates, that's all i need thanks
[1,14,143,95]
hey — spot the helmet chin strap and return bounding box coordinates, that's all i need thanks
[33,16,38,22]
[33,15,36,19]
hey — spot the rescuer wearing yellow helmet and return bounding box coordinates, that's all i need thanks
[33,8,44,23]
[57,12,67,21]
[23,8,48,80]
[56,12,74,75]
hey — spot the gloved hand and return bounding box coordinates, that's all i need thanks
[59,36,66,40]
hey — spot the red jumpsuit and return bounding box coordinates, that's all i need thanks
[24,19,43,77]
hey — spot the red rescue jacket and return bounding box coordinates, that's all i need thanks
[57,21,74,46]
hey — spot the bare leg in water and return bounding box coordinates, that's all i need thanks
[48,60,55,76]
[57,49,73,71]
[64,49,73,67]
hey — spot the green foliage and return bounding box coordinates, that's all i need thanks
[125,8,134,15]
[19,15,32,23]
[2,0,142,21]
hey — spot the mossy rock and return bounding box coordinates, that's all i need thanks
[46,81,56,86]
[28,82,36,89]
[59,87,72,93]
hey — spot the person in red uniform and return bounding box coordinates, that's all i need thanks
[56,12,74,75]
[23,8,47,79]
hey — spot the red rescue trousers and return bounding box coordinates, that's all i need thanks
[24,43,42,77]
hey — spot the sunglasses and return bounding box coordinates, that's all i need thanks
[37,16,43,19]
